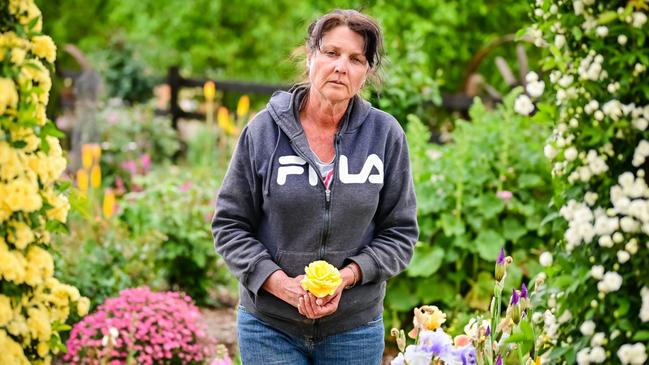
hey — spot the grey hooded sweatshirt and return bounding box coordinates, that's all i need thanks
[212,85,418,338]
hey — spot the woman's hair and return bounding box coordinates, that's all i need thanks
[294,9,385,86]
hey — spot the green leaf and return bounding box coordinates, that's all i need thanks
[475,230,504,261]
[385,278,419,311]
[407,244,445,277]
[414,276,455,304]
[517,173,543,188]
[502,217,527,243]
[476,194,504,219]
[440,213,465,236]
[598,11,618,24]
[633,330,649,341]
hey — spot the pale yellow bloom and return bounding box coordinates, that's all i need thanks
[0,328,30,365]
[31,35,56,63]
[7,220,35,250]
[11,48,26,64]
[0,78,19,114]
[25,245,54,285]
[413,305,447,331]
[237,95,250,118]
[0,240,27,283]
[300,260,342,298]
[11,126,41,153]
[27,306,51,341]
[218,106,237,134]
[36,341,49,357]
[35,103,47,125]
[77,297,90,316]
[0,295,13,326]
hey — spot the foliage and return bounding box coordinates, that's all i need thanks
[527,0,649,364]
[118,166,236,307]
[96,102,180,191]
[64,287,216,364]
[53,188,167,311]
[389,248,548,365]
[0,1,88,362]
[91,37,156,104]
[385,89,553,331]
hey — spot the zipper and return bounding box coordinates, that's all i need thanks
[290,133,342,340]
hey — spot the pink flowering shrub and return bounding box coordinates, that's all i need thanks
[64,287,215,364]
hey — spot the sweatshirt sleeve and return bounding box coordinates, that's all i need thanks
[211,126,281,295]
[347,131,419,284]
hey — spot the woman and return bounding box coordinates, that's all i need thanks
[212,9,418,365]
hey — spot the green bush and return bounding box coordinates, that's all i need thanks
[528,1,649,363]
[118,166,236,307]
[385,89,553,330]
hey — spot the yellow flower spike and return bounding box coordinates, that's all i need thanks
[535,356,541,365]
[89,144,101,164]
[203,81,215,101]
[237,95,250,118]
[76,169,88,193]
[300,260,342,298]
[102,189,115,219]
[81,144,93,169]
[90,165,101,188]
[217,106,230,130]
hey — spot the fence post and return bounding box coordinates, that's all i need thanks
[168,66,182,129]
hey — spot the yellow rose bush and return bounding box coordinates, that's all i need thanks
[1,1,87,363]
[300,260,343,298]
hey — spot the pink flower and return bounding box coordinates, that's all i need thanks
[496,190,513,203]
[140,154,151,173]
[64,287,216,364]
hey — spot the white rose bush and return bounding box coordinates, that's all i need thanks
[1,1,88,364]
[526,0,649,364]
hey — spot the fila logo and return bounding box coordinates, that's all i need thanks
[277,154,384,185]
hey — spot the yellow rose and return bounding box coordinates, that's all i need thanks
[0,328,30,365]
[27,307,51,341]
[0,295,13,327]
[76,297,90,316]
[31,35,56,63]
[300,260,342,298]
[0,78,19,114]
[11,48,26,65]
[7,220,35,250]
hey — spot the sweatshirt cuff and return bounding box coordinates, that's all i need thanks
[347,252,379,285]
[246,258,282,296]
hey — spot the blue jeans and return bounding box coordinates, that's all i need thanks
[237,306,385,365]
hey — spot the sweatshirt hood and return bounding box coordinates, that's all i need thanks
[266,84,372,140]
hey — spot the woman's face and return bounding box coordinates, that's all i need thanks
[307,25,370,105]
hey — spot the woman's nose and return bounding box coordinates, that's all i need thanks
[334,58,348,74]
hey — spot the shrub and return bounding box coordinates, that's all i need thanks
[0,1,88,362]
[385,89,553,329]
[527,0,649,363]
[64,287,215,364]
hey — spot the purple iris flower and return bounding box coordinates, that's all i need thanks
[485,325,491,337]
[453,345,477,365]
[497,247,506,265]
[521,283,528,299]
[418,328,453,356]
[495,354,503,365]
[510,289,520,305]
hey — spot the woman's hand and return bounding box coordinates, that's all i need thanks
[261,270,307,308]
[298,288,342,319]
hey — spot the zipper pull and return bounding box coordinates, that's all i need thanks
[325,189,331,203]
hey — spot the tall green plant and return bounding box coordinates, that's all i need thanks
[386,89,553,330]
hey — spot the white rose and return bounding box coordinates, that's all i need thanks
[589,346,606,363]
[514,94,535,115]
[633,118,648,131]
[527,80,545,98]
[555,34,566,48]
[577,348,591,365]
[618,34,628,45]
[596,26,609,37]
[617,250,631,264]
[591,332,606,347]
[565,147,578,161]
[580,320,596,336]
[540,252,553,267]
[632,12,647,28]
[617,343,648,365]
[545,144,558,159]
[591,265,604,280]
[598,272,623,293]
[526,71,539,83]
